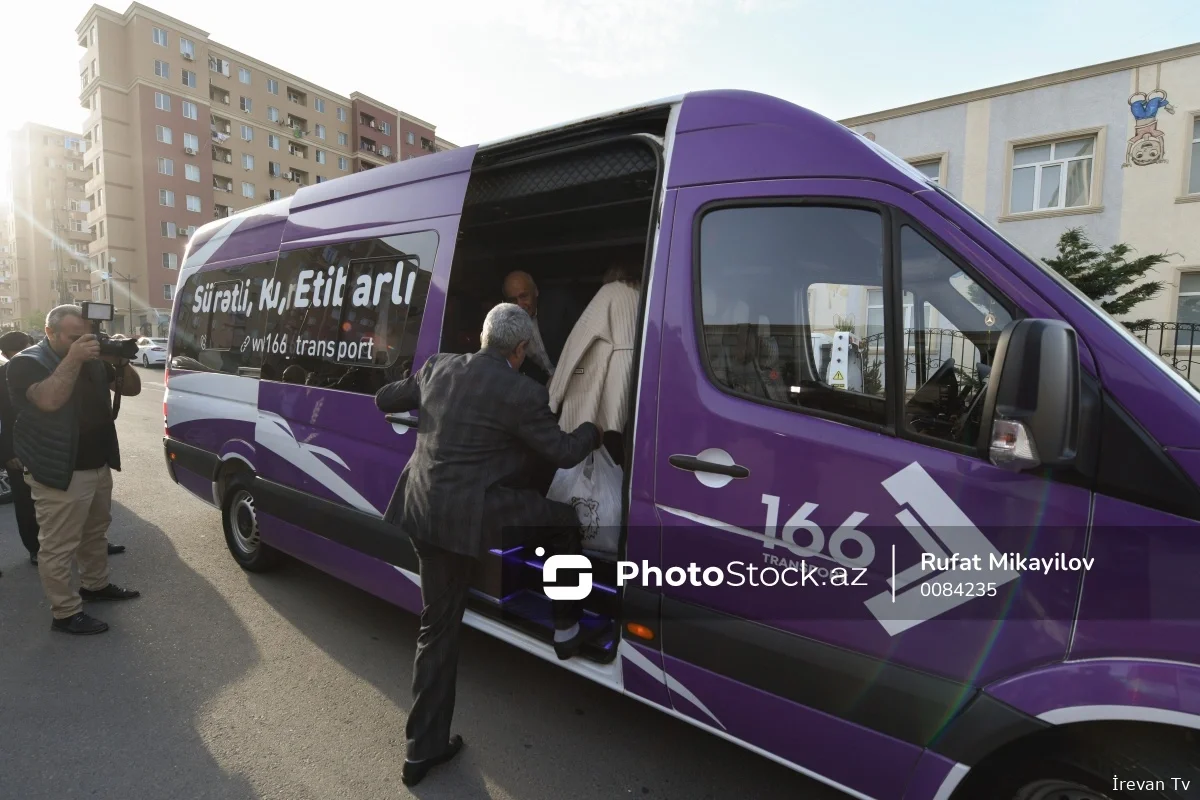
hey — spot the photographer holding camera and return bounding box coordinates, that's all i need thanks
[7,304,142,635]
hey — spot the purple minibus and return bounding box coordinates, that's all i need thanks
[163,91,1200,799]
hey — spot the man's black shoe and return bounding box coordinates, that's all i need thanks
[51,612,109,635]
[107,543,125,555]
[402,735,464,787]
[79,583,140,602]
[29,553,37,566]
[553,622,608,661]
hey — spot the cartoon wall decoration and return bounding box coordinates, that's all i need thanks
[1125,64,1174,167]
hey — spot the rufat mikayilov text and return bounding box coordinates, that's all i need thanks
[923,553,1095,574]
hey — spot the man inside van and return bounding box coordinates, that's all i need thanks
[375,302,603,787]
[502,270,575,385]
[7,305,141,636]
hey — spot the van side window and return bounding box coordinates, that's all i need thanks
[898,225,1011,446]
[172,260,275,376]
[261,231,437,394]
[698,205,891,427]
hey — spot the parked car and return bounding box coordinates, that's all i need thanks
[135,336,168,367]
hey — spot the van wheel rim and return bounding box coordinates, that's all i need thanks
[228,490,259,554]
[1018,780,1111,800]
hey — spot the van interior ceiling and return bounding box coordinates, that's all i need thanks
[446,107,670,662]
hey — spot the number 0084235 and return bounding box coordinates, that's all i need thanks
[919,582,998,598]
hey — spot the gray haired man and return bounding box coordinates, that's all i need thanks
[375,302,602,786]
[6,305,142,635]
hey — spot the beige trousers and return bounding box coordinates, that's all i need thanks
[27,466,113,619]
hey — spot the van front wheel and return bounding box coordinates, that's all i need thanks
[222,485,282,572]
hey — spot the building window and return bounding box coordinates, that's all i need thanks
[185,164,200,182]
[269,161,281,176]
[1176,273,1200,345]
[155,91,171,111]
[268,135,280,150]
[315,98,325,113]
[180,38,194,59]
[380,145,391,158]
[182,70,196,88]
[242,153,254,170]
[162,221,177,238]
[316,176,325,183]
[338,132,348,146]
[1009,135,1095,214]
[156,125,172,144]
[154,60,170,79]
[210,56,230,77]
[242,182,255,198]
[164,283,176,301]
[240,96,252,113]
[910,158,942,185]
[163,252,178,269]
[381,121,391,135]
[268,189,283,200]
[241,124,253,141]
[153,27,168,46]
[407,132,415,145]
[182,100,198,120]
[267,107,279,122]
[239,67,251,84]
[186,195,201,213]
[185,225,197,237]
[316,149,326,165]
[267,79,279,95]
[1189,117,1200,195]
[158,157,174,175]
[338,156,348,171]
[70,219,86,232]
[315,124,325,140]
[184,133,199,151]
[160,189,175,207]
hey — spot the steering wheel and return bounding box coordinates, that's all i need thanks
[905,359,960,436]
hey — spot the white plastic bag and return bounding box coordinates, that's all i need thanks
[547,446,623,554]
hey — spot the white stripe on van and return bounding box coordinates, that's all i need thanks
[619,640,726,731]
[1039,704,1200,732]
[182,214,249,270]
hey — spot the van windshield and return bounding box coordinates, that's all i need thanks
[923,181,1200,405]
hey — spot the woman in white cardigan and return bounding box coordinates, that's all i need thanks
[547,265,641,462]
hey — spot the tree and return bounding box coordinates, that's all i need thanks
[1043,227,1175,327]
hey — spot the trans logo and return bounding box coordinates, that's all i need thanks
[539,462,1022,634]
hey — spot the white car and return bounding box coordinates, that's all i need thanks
[135,336,168,367]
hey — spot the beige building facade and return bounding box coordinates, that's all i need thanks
[76,2,456,335]
[3,123,93,331]
[841,42,1200,345]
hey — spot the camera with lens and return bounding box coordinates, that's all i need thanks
[80,301,139,360]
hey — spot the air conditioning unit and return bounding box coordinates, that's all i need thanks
[184,147,196,156]
[182,52,194,60]
[224,154,232,163]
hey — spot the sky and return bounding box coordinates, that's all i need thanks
[2,0,1200,170]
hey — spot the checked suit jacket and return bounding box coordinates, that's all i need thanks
[376,347,599,559]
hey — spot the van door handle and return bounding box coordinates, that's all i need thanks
[385,413,417,428]
[669,454,749,479]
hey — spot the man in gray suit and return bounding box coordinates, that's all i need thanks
[376,303,602,787]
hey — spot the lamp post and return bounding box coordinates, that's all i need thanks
[102,257,136,336]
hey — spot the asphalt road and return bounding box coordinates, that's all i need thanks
[0,366,845,800]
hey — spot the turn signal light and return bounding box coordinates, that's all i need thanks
[625,623,655,641]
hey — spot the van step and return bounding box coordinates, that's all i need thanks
[466,588,616,663]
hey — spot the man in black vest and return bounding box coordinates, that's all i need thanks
[7,305,142,635]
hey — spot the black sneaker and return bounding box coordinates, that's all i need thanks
[29,553,38,567]
[79,583,141,602]
[107,543,125,555]
[51,612,109,635]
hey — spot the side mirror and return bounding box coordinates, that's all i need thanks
[978,319,1080,471]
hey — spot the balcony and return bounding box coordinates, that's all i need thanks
[212,145,233,165]
[288,143,308,160]
[286,168,309,186]
[285,115,307,137]
[211,115,232,142]
[287,88,307,107]
[214,204,231,219]
[213,176,233,193]
[421,137,436,153]
[359,113,377,130]
[359,136,378,155]
[209,85,231,106]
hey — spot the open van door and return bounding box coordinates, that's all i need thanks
[248,150,477,577]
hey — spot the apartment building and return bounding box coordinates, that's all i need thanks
[76,2,455,336]
[840,41,1200,349]
[3,124,93,331]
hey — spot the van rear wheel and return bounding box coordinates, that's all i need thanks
[222,484,281,572]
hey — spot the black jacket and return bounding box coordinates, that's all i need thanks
[0,360,14,464]
[376,347,598,558]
